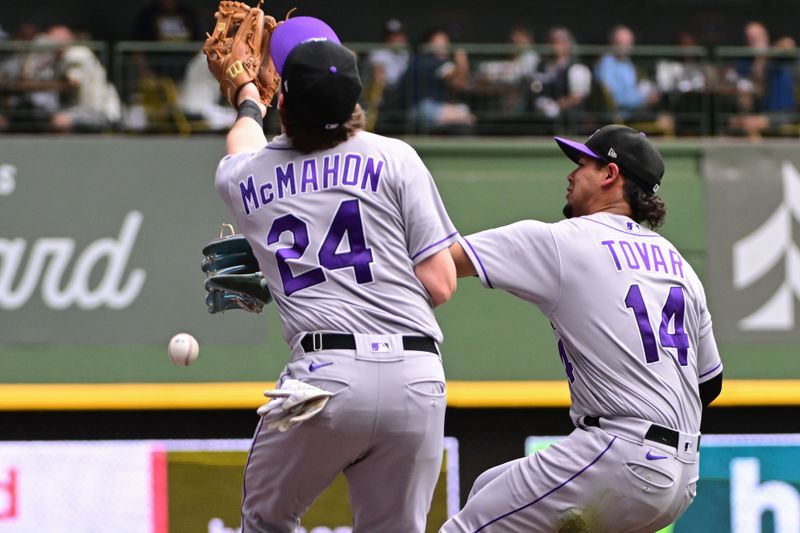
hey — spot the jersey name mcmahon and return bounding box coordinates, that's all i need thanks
[215,131,458,347]
[461,212,722,434]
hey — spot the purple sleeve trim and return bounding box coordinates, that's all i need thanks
[463,237,493,289]
[411,231,458,261]
[698,362,723,379]
[475,436,617,532]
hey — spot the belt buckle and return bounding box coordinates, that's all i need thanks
[312,332,322,352]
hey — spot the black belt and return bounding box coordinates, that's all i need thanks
[582,416,680,449]
[300,333,438,355]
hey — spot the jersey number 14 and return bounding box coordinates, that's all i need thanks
[625,284,690,366]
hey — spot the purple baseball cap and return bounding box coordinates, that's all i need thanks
[271,16,341,76]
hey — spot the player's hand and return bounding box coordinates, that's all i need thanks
[257,379,332,432]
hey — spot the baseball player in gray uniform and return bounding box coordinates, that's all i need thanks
[213,17,458,533]
[441,125,723,532]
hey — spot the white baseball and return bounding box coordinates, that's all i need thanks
[168,333,199,366]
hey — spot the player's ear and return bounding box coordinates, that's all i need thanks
[602,162,621,186]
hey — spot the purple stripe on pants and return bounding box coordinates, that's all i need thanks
[473,436,617,532]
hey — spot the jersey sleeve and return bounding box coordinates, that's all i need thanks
[214,152,252,211]
[460,220,561,314]
[398,148,458,264]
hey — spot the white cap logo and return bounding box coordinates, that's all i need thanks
[608,148,617,158]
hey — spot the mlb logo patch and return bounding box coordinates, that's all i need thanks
[626,222,641,233]
[370,342,391,353]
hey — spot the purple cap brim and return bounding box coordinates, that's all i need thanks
[271,17,341,76]
[554,136,602,164]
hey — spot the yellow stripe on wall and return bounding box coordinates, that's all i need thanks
[0,380,796,410]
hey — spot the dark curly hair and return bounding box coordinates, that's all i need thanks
[279,104,365,154]
[622,177,667,229]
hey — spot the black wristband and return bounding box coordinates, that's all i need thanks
[237,100,263,129]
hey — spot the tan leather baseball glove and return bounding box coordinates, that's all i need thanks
[202,0,280,107]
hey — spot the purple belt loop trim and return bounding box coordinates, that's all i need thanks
[411,231,459,261]
[240,416,265,533]
[699,362,723,379]
[463,237,493,289]
[473,436,617,532]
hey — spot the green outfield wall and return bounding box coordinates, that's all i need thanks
[0,137,797,407]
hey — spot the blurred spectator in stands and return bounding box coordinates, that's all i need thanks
[46,25,121,133]
[133,0,199,43]
[478,26,539,86]
[656,32,707,95]
[0,24,8,41]
[595,25,673,134]
[368,18,410,90]
[727,21,797,138]
[0,23,65,132]
[595,25,659,113]
[364,18,411,131]
[179,51,236,130]
[530,27,591,120]
[409,28,475,132]
[474,26,540,113]
[131,0,200,80]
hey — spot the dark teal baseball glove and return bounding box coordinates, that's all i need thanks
[202,228,272,314]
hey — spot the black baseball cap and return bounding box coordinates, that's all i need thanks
[554,125,665,194]
[280,39,362,129]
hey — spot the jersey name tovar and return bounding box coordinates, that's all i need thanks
[238,153,385,216]
[600,239,685,279]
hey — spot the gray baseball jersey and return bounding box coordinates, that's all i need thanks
[460,212,722,434]
[216,130,457,345]
[441,212,721,532]
[215,130,457,533]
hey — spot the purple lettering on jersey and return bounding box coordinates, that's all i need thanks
[651,244,667,274]
[669,250,685,279]
[660,286,689,365]
[342,154,361,186]
[239,175,259,215]
[361,158,383,192]
[276,163,296,199]
[625,284,659,364]
[600,240,622,271]
[323,154,340,188]
[633,242,651,270]
[267,214,326,295]
[259,182,274,205]
[300,159,319,194]
[557,339,576,383]
[319,199,374,283]
[618,241,641,270]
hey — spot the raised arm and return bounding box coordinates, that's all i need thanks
[226,82,268,155]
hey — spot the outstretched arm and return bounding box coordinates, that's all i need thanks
[226,82,268,155]
[449,242,477,278]
[414,248,457,307]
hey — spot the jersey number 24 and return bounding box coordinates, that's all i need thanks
[267,199,374,295]
[625,284,689,366]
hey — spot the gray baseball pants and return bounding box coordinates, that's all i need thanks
[440,416,700,533]
[241,337,446,533]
